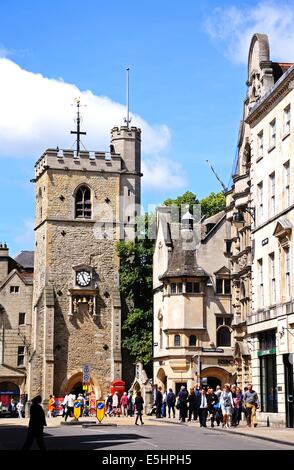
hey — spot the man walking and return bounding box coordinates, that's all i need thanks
[22,395,47,450]
[155,386,163,418]
[244,384,259,427]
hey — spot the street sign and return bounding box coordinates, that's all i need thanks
[96,400,105,423]
[82,363,91,384]
[73,400,82,420]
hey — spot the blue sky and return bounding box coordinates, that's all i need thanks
[1,0,294,255]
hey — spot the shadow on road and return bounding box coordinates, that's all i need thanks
[0,425,149,450]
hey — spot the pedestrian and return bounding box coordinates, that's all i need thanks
[244,384,259,427]
[106,393,113,416]
[61,393,68,418]
[155,386,163,418]
[166,388,176,418]
[198,388,209,427]
[64,390,76,421]
[194,385,201,421]
[112,391,119,417]
[161,390,167,417]
[127,391,134,417]
[77,393,85,416]
[22,395,47,450]
[178,386,188,423]
[47,395,55,418]
[120,392,128,417]
[207,388,218,427]
[134,391,144,425]
[220,384,234,428]
[188,388,197,422]
[232,386,243,426]
[16,401,24,419]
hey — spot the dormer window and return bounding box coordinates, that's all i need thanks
[75,186,92,219]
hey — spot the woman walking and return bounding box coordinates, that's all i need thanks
[220,384,234,428]
[134,391,144,425]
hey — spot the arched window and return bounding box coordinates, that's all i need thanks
[75,186,92,219]
[174,335,181,347]
[217,326,231,347]
[189,335,196,346]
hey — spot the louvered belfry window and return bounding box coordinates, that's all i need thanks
[75,186,92,219]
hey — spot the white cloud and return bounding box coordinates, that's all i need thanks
[203,1,294,64]
[14,218,35,245]
[142,156,187,191]
[0,57,184,190]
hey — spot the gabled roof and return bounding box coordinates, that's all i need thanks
[14,251,34,269]
[214,266,230,276]
[0,269,28,290]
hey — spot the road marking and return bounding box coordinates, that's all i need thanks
[140,439,158,448]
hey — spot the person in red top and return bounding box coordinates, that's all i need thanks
[120,392,128,417]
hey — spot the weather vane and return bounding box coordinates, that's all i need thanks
[71,97,87,155]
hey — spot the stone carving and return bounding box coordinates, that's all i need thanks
[238,254,247,269]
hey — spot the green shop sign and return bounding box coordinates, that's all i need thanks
[257,348,276,357]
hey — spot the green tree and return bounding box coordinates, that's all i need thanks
[164,190,225,218]
[117,232,154,365]
[200,191,225,218]
[164,190,199,212]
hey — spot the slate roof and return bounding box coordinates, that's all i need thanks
[159,239,209,280]
[14,251,34,269]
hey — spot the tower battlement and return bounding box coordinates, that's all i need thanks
[34,148,123,179]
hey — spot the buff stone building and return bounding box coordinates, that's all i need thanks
[226,33,294,427]
[153,208,236,394]
[0,124,142,407]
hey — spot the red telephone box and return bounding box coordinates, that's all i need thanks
[111,380,125,396]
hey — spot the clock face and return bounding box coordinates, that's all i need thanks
[76,270,91,286]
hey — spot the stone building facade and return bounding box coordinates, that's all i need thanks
[28,125,141,403]
[153,208,236,394]
[227,33,294,427]
[0,247,34,407]
[0,125,142,407]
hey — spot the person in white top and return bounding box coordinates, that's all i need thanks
[16,401,24,419]
[64,391,76,421]
[220,384,234,428]
[112,392,120,417]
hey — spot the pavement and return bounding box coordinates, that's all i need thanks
[148,416,294,447]
[1,415,294,448]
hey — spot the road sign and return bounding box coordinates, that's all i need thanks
[82,363,91,383]
[96,400,105,423]
[73,400,82,420]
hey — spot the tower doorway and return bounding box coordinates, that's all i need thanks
[72,381,84,396]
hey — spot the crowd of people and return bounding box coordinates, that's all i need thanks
[153,383,260,428]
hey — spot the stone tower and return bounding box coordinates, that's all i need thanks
[28,125,141,401]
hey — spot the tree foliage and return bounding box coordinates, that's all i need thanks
[116,235,153,365]
[200,191,226,218]
[164,190,225,218]
[117,190,225,366]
